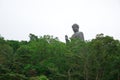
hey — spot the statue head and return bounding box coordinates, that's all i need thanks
[72,24,79,33]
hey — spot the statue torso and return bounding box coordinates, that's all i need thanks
[71,32,84,41]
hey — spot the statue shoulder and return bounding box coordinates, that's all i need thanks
[78,31,83,34]
[71,32,84,40]
[71,32,82,38]
[76,32,84,35]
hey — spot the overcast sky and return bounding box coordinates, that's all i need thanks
[0,0,120,42]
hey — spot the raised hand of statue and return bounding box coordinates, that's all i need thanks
[65,35,69,43]
[65,35,68,40]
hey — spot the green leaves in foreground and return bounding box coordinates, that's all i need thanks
[0,34,119,80]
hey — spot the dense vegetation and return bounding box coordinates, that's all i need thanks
[0,33,120,80]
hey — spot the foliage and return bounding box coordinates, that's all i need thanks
[0,34,120,80]
[0,73,27,80]
[29,75,49,80]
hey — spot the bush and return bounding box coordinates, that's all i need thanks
[0,73,27,80]
[29,75,49,80]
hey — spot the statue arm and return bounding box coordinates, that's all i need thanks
[78,32,84,41]
[81,32,84,41]
[65,35,69,43]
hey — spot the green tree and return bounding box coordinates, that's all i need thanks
[89,34,120,80]
[29,33,38,41]
[7,40,20,53]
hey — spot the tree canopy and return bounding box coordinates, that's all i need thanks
[0,33,119,80]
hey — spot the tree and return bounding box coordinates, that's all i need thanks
[7,40,20,53]
[89,34,120,80]
[0,38,13,68]
[29,33,38,41]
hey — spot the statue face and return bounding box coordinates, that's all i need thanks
[72,26,79,32]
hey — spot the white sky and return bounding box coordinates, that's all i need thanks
[0,0,120,42]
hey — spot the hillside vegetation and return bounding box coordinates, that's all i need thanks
[0,34,120,80]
